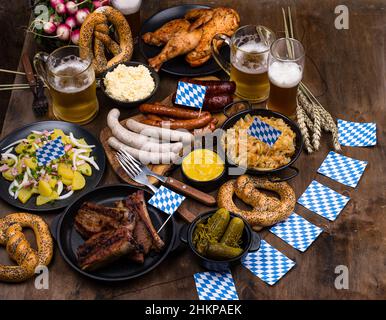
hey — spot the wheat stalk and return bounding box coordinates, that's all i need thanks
[283,7,341,152]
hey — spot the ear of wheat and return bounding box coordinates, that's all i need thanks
[282,7,341,152]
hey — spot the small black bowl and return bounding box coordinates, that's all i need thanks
[100,61,160,108]
[181,210,261,272]
[181,150,226,192]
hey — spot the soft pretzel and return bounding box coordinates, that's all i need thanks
[79,6,133,75]
[0,213,53,283]
[217,175,295,231]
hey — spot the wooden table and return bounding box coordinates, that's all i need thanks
[0,0,385,300]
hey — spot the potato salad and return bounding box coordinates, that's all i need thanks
[0,129,99,206]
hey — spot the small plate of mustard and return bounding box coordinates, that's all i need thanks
[181,149,225,191]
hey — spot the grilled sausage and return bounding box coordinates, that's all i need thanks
[141,112,213,130]
[172,92,233,112]
[179,78,236,95]
[139,104,203,119]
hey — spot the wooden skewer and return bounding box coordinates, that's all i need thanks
[0,68,27,76]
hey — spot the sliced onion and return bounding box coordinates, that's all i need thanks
[3,147,13,154]
[58,190,74,200]
[57,181,63,195]
[8,180,16,197]
[72,149,89,170]
[69,132,95,149]
[77,155,99,170]
[1,153,18,166]
[1,139,27,150]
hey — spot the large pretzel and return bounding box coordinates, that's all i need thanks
[79,6,133,75]
[0,213,53,283]
[217,175,296,231]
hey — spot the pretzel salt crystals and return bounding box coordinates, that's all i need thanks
[217,175,296,231]
[79,6,134,75]
[0,213,53,282]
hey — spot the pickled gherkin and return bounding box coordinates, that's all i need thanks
[207,243,243,260]
[220,217,244,247]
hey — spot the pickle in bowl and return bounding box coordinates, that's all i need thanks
[192,208,245,260]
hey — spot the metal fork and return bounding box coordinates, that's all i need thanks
[116,149,216,206]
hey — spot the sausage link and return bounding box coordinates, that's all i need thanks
[139,104,204,119]
[141,112,213,130]
[179,78,236,95]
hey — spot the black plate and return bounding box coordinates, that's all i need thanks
[139,4,229,77]
[0,121,105,212]
[54,185,176,282]
[220,101,303,181]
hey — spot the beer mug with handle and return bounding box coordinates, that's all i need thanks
[34,46,99,124]
[211,25,276,103]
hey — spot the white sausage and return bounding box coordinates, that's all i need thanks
[125,119,193,144]
[107,109,183,153]
[108,137,179,165]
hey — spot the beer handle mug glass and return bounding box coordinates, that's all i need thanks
[211,25,276,103]
[267,38,305,117]
[33,46,98,124]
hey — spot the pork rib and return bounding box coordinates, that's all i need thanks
[77,225,141,271]
[125,190,165,251]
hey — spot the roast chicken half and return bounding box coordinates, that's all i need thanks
[142,7,240,71]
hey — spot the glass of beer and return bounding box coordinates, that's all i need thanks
[211,25,276,102]
[34,46,98,124]
[111,0,142,40]
[266,38,305,117]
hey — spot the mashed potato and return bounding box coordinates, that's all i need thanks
[104,64,155,102]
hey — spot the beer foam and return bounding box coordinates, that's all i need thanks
[111,0,141,14]
[233,42,269,74]
[49,58,94,93]
[268,61,302,88]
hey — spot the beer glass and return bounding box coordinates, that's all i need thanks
[111,0,142,39]
[34,46,98,124]
[211,25,276,102]
[267,38,305,117]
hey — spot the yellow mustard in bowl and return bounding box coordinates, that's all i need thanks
[182,149,225,182]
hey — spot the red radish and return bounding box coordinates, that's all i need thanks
[92,0,109,8]
[43,21,57,34]
[71,29,80,45]
[49,14,62,26]
[65,16,77,29]
[56,24,71,41]
[65,1,78,15]
[50,0,64,9]
[55,3,66,15]
[75,8,90,26]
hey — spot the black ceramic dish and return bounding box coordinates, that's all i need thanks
[219,101,303,182]
[180,150,226,192]
[181,210,260,272]
[139,4,230,77]
[100,61,160,108]
[0,121,105,212]
[51,184,176,282]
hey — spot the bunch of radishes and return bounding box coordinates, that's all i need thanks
[37,0,110,45]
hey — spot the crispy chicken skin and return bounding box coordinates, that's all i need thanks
[142,19,191,46]
[144,7,240,69]
[148,29,203,71]
[185,7,240,67]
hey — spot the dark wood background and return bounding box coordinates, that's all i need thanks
[0,0,385,299]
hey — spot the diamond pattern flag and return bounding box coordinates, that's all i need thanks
[148,185,185,215]
[247,117,282,147]
[338,119,376,147]
[317,151,368,188]
[36,137,65,166]
[270,213,323,252]
[194,271,239,300]
[242,240,295,286]
[175,81,207,109]
[297,180,350,221]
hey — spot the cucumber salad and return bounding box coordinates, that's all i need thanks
[0,129,99,206]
